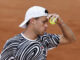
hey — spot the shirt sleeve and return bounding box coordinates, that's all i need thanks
[41,32,60,50]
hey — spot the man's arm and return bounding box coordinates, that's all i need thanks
[48,14,76,45]
[58,23,76,44]
[56,15,76,44]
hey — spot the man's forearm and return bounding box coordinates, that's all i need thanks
[58,22,76,42]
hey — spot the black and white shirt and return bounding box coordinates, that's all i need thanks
[1,32,60,60]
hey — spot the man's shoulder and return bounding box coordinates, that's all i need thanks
[38,32,60,43]
[3,33,25,49]
[6,34,22,43]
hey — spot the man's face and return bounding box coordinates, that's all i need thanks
[33,16,48,35]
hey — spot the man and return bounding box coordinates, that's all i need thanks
[1,6,76,60]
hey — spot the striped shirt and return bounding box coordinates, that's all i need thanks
[1,32,60,60]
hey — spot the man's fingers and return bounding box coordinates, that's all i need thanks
[47,14,53,19]
[47,13,59,19]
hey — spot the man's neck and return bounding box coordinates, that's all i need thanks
[23,29,38,40]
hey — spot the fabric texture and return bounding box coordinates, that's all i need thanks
[1,32,60,60]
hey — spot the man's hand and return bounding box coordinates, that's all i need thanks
[47,13,63,25]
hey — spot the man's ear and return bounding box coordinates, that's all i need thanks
[30,18,36,24]
[30,18,34,23]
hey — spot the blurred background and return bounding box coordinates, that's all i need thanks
[0,0,80,60]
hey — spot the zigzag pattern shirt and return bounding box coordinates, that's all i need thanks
[1,32,60,60]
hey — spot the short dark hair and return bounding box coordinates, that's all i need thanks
[26,21,30,26]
